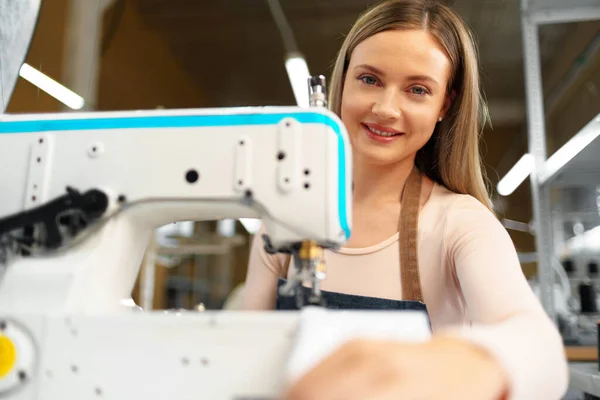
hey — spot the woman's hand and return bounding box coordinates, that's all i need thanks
[283,336,509,400]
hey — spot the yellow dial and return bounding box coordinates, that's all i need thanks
[0,335,16,378]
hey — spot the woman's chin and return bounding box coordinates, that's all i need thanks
[353,147,409,167]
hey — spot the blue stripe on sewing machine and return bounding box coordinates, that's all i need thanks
[0,111,351,239]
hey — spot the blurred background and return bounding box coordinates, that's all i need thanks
[4,0,599,318]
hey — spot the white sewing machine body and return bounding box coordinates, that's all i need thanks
[0,106,431,399]
[0,106,352,314]
[4,308,431,400]
[3,311,297,400]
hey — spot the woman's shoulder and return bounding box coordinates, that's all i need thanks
[429,184,518,266]
[430,182,493,213]
[427,182,500,231]
[426,183,510,250]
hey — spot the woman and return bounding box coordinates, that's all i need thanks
[243,0,569,399]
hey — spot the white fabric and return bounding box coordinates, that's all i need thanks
[286,307,431,384]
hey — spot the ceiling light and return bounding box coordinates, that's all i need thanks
[19,63,84,110]
[285,53,310,108]
[497,153,535,196]
[540,114,600,184]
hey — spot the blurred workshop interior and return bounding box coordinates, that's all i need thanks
[5,0,600,386]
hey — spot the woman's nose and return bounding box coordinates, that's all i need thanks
[371,90,401,121]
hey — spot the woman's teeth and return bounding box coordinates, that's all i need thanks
[365,125,398,137]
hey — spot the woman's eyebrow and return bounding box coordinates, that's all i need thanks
[354,64,385,76]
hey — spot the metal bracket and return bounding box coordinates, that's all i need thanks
[520,0,557,322]
[276,117,301,193]
[234,136,252,193]
[24,134,53,210]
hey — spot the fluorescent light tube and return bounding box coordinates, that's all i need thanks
[285,54,310,108]
[19,63,85,110]
[540,114,600,184]
[497,153,535,196]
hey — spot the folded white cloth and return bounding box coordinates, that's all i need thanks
[285,307,432,384]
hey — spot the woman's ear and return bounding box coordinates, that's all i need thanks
[439,89,456,120]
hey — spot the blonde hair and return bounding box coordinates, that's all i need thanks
[329,0,493,211]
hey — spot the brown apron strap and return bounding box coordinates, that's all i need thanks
[399,166,424,302]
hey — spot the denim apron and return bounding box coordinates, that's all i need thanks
[275,278,428,313]
[274,166,429,319]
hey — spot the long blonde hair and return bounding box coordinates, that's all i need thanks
[329,0,493,211]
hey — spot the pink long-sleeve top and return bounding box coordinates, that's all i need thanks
[243,182,569,400]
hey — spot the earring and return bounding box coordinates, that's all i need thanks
[438,117,443,122]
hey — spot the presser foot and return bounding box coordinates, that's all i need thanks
[276,240,328,308]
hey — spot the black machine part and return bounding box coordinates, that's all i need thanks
[0,187,109,262]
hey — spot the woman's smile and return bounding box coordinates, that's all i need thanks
[361,122,404,143]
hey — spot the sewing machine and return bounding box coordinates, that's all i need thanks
[0,88,432,398]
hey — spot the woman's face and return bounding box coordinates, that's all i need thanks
[341,29,452,166]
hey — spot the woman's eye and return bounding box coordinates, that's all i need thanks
[359,75,378,85]
[410,86,429,96]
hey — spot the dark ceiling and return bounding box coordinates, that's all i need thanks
[126,0,529,108]
[132,0,380,107]
[123,0,570,110]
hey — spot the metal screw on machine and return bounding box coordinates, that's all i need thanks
[308,75,327,107]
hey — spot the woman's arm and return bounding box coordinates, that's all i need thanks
[241,224,285,310]
[441,195,569,400]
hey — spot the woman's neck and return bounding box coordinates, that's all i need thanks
[352,154,416,206]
